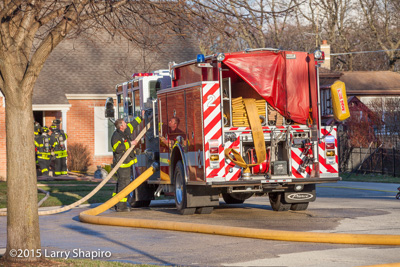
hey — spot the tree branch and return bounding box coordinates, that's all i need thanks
[15,1,40,47]
[78,0,128,22]
[0,0,22,22]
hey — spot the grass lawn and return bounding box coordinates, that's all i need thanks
[0,181,115,209]
[341,172,400,184]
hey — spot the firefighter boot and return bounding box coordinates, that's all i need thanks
[115,203,130,212]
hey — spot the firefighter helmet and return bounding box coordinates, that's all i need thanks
[41,126,49,133]
[50,124,58,131]
[34,122,41,134]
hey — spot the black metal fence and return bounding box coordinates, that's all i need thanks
[338,131,400,176]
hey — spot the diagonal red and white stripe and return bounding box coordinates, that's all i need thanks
[202,82,224,178]
[319,127,338,175]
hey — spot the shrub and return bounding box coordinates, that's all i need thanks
[67,143,92,173]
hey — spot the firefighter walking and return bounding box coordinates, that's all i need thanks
[111,110,144,212]
[50,124,68,176]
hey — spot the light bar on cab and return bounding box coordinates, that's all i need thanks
[132,73,153,78]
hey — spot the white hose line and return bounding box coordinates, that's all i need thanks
[0,122,150,216]
[37,188,50,207]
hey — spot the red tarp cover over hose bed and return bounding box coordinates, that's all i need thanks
[222,51,311,124]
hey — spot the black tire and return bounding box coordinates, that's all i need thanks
[290,202,309,211]
[222,193,253,204]
[396,192,400,199]
[195,207,214,214]
[130,199,151,208]
[269,192,291,211]
[174,161,195,215]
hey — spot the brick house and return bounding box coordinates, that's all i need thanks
[0,31,199,179]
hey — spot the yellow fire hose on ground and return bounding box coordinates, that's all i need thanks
[79,164,400,246]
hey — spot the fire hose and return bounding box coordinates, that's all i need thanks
[0,122,151,216]
[225,98,267,174]
[79,164,400,246]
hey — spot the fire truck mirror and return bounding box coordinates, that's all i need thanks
[105,97,115,118]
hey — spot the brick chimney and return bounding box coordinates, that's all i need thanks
[320,40,331,70]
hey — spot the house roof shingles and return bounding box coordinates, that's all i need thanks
[33,31,199,105]
[340,71,400,95]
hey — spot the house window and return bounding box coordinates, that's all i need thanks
[321,89,332,116]
[94,106,114,156]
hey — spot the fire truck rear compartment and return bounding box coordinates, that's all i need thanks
[222,74,288,128]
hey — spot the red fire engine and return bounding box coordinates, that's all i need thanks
[106,48,348,215]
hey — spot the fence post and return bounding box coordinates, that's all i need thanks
[360,146,362,174]
[370,146,372,173]
[381,148,384,174]
[394,147,396,177]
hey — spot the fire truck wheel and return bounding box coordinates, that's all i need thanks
[396,192,400,199]
[268,192,291,211]
[222,193,253,204]
[290,202,309,211]
[174,160,195,215]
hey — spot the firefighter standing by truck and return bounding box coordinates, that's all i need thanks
[111,110,145,212]
[50,123,68,176]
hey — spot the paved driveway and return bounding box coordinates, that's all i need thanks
[1,181,399,266]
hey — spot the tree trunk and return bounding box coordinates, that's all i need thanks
[4,84,41,262]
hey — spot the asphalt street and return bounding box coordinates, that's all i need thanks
[0,181,399,266]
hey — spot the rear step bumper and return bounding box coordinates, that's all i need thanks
[209,177,341,187]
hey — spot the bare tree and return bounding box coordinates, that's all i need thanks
[358,0,400,71]
[0,0,185,263]
[186,0,298,53]
[369,97,400,146]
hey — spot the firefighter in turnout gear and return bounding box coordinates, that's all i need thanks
[111,110,145,212]
[34,122,42,175]
[50,124,68,176]
[35,126,52,176]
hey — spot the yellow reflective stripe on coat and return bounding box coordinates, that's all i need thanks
[124,141,129,150]
[37,152,51,160]
[135,117,142,124]
[112,141,121,152]
[55,150,68,158]
[127,123,134,134]
[34,141,40,147]
[112,193,127,202]
[120,158,137,168]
